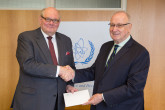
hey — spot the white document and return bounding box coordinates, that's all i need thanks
[63,89,90,107]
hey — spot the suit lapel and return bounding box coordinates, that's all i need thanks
[96,42,114,82]
[35,28,54,64]
[56,33,63,66]
[103,43,114,70]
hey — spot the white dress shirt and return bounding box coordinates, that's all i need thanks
[41,29,60,77]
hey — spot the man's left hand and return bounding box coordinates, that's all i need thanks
[66,85,78,93]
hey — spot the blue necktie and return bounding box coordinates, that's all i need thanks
[106,45,119,67]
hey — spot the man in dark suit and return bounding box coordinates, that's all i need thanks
[11,7,77,110]
[71,11,150,110]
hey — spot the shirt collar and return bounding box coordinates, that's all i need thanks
[114,35,131,47]
[41,28,56,39]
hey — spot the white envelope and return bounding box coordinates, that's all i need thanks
[63,89,90,107]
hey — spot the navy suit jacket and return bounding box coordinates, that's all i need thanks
[74,37,150,110]
[12,28,75,110]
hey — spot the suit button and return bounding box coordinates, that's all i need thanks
[53,94,57,97]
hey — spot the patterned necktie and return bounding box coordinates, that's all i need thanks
[47,36,58,65]
[106,45,119,67]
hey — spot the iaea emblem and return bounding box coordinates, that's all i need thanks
[73,38,95,64]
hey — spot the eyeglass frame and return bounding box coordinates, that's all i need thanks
[41,15,60,24]
[108,23,130,28]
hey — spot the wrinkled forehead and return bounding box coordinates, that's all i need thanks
[110,13,129,24]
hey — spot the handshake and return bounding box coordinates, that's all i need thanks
[59,65,75,82]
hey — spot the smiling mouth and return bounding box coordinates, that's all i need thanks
[113,33,120,36]
[47,26,56,28]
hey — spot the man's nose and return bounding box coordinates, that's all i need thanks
[49,20,54,24]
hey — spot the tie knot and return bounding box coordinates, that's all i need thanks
[114,45,119,48]
[47,36,52,40]
[113,45,119,52]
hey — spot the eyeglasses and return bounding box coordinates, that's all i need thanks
[109,23,130,28]
[41,15,60,24]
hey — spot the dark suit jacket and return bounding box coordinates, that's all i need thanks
[74,37,150,110]
[12,28,75,110]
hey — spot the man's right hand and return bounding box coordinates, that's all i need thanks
[59,65,75,82]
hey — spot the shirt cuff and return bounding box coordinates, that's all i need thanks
[102,93,106,102]
[56,66,60,77]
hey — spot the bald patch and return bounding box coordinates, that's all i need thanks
[111,11,130,22]
[41,7,60,18]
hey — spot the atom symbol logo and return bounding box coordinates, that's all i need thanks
[73,38,88,60]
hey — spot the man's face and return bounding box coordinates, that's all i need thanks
[110,13,132,44]
[40,8,60,36]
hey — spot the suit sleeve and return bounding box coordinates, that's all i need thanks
[103,49,150,105]
[74,64,95,83]
[16,33,58,78]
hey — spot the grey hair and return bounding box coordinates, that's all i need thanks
[40,8,46,17]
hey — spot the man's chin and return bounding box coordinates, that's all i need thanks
[112,36,120,40]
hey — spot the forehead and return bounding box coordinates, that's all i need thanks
[110,13,128,24]
[43,8,60,18]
